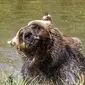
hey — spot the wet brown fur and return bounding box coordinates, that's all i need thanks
[42,13,82,52]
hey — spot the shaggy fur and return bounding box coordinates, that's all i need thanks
[8,19,85,85]
[42,13,82,52]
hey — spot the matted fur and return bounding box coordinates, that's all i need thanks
[42,13,82,52]
[8,19,85,85]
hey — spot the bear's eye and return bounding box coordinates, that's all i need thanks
[31,24,40,34]
[31,24,40,30]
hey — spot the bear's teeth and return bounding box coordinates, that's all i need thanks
[34,36,40,40]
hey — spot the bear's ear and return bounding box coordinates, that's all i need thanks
[42,13,52,22]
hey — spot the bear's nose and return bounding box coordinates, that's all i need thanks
[24,32,32,40]
[23,32,33,43]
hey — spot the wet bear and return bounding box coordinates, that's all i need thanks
[8,19,85,85]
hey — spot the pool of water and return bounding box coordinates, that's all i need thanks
[0,0,85,76]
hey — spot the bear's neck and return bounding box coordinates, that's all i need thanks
[21,49,53,77]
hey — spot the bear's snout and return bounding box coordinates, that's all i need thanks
[23,31,33,44]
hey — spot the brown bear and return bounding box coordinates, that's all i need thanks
[8,19,85,85]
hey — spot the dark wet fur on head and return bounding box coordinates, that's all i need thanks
[15,21,85,85]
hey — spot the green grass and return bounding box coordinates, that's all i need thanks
[0,72,27,85]
[0,72,84,85]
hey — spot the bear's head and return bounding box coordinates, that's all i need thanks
[8,20,53,55]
